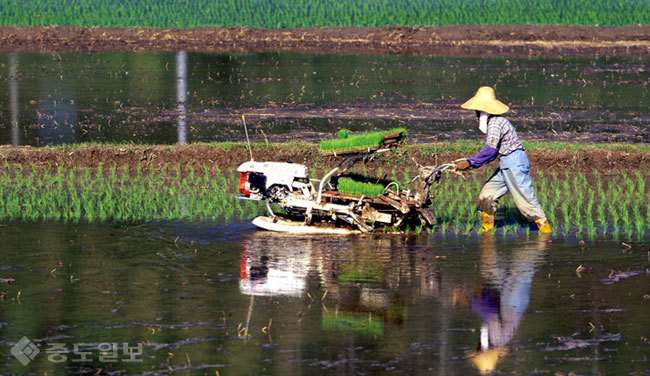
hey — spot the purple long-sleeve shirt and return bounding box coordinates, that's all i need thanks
[468,145,499,167]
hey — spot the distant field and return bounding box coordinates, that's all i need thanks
[0,0,648,28]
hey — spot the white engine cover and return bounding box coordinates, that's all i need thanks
[237,161,309,190]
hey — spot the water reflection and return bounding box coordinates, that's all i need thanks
[0,222,646,374]
[176,51,187,145]
[238,231,550,372]
[239,234,312,297]
[37,63,77,145]
[8,53,19,145]
[469,234,548,374]
[1,52,648,145]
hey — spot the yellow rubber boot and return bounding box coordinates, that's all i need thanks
[482,212,495,232]
[535,218,553,233]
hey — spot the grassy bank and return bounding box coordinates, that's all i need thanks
[0,0,647,28]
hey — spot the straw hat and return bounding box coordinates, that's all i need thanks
[461,87,509,115]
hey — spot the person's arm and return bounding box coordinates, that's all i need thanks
[467,120,501,168]
[468,145,498,168]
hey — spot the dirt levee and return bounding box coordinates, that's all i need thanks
[0,143,647,175]
[1,25,649,56]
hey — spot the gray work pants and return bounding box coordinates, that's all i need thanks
[476,150,546,221]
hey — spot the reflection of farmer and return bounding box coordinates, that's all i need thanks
[454,87,552,233]
[470,234,548,374]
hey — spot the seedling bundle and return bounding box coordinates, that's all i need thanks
[319,128,406,156]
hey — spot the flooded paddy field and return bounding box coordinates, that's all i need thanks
[0,51,648,146]
[0,38,648,375]
[0,222,648,374]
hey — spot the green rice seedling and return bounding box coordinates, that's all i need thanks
[585,191,594,218]
[620,205,631,235]
[320,128,406,153]
[586,217,596,239]
[635,171,645,197]
[464,220,473,235]
[2,0,647,28]
[633,204,642,228]
[634,213,644,240]
[611,206,620,237]
[574,198,583,222]
[545,202,556,225]
[337,178,386,197]
[558,200,570,235]
[562,172,570,196]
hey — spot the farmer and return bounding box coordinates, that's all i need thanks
[454,87,552,233]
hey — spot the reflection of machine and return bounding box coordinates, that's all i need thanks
[236,130,456,233]
[238,235,312,297]
[317,244,408,337]
[237,233,410,338]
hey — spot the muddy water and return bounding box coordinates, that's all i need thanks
[0,222,648,374]
[0,52,648,145]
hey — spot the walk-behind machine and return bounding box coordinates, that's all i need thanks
[236,125,457,234]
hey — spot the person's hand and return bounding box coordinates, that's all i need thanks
[455,159,471,171]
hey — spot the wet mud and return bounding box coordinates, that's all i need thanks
[143,102,650,144]
[1,25,649,57]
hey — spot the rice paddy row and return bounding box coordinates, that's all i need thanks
[0,162,647,240]
[425,168,650,240]
[0,0,647,28]
[0,163,265,223]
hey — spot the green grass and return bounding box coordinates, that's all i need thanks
[0,0,647,27]
[320,128,406,153]
[337,178,387,198]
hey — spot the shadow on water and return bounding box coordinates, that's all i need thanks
[0,222,647,374]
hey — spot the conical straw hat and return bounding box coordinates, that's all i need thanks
[461,87,509,115]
